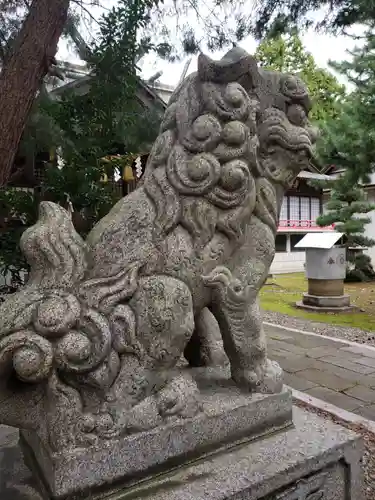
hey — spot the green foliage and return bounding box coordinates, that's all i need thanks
[144,0,265,61]
[316,34,375,180]
[252,0,375,40]
[0,0,266,66]
[316,31,375,179]
[50,0,160,153]
[316,170,375,281]
[0,0,161,285]
[0,0,25,61]
[255,31,346,123]
[0,156,123,285]
[19,93,70,158]
[311,30,375,281]
[42,158,119,221]
[0,188,37,285]
[317,174,375,246]
[315,126,375,282]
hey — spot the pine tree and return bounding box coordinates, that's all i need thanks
[314,30,375,281]
[317,169,375,281]
[252,0,375,40]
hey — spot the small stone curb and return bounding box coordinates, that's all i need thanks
[264,321,375,353]
[288,386,375,434]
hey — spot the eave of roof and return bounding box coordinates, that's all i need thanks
[49,73,168,109]
[297,171,335,181]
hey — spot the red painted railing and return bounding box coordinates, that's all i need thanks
[278,219,335,231]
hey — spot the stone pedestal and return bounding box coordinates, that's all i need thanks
[112,407,362,500]
[0,406,363,500]
[20,373,293,500]
[296,292,355,313]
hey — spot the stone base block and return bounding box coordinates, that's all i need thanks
[20,373,293,500]
[102,407,363,500]
[296,301,357,313]
[303,292,351,308]
[295,293,357,312]
[1,407,362,500]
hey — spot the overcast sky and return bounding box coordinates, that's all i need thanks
[57,2,365,88]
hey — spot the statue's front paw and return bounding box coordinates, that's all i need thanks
[157,373,202,420]
[257,359,283,394]
[231,368,259,391]
[232,359,283,394]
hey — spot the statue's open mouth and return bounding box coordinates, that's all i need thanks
[259,108,314,164]
[264,139,316,179]
[269,133,312,155]
[266,138,313,159]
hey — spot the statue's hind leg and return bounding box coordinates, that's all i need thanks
[130,275,195,371]
[125,275,202,426]
[184,307,228,367]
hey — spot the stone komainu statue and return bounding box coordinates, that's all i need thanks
[0,48,316,450]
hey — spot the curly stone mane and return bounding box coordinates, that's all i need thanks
[142,51,263,248]
[142,47,313,251]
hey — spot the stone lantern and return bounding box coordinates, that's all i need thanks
[295,232,354,312]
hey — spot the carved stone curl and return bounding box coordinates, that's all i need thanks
[0,46,316,496]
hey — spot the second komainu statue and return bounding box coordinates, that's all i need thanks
[0,47,317,498]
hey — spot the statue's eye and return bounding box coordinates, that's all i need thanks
[281,75,308,100]
[287,104,307,126]
[284,75,298,91]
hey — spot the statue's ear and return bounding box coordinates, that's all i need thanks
[20,202,88,290]
[197,49,260,87]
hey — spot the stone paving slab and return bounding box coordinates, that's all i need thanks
[303,346,344,359]
[297,368,357,391]
[283,373,319,391]
[341,345,375,359]
[305,387,364,411]
[353,356,375,369]
[318,355,375,375]
[356,404,375,420]
[266,323,375,421]
[310,359,375,388]
[270,355,317,374]
[343,385,375,404]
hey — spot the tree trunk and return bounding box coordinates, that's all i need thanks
[0,0,70,187]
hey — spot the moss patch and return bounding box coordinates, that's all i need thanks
[260,273,375,331]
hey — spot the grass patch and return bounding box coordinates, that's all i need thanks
[260,273,375,331]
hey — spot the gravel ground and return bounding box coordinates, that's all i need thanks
[295,398,375,499]
[262,309,375,346]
